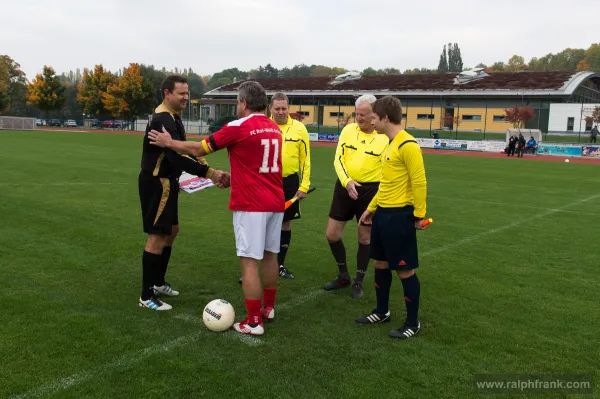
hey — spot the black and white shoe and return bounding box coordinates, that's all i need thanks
[279,265,294,279]
[389,321,421,339]
[355,309,391,324]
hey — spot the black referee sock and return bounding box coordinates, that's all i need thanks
[278,230,291,267]
[142,251,162,300]
[329,240,349,278]
[401,273,420,327]
[374,268,392,314]
[156,246,172,286]
[355,243,370,284]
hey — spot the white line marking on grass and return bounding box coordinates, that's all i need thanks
[0,182,128,187]
[11,290,327,398]
[13,194,598,399]
[174,313,264,347]
[421,193,600,258]
[430,195,600,216]
[10,332,203,399]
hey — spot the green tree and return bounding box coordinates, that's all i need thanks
[505,55,527,71]
[0,55,27,115]
[77,64,116,117]
[437,44,449,73]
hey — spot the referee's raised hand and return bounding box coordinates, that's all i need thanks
[148,126,173,148]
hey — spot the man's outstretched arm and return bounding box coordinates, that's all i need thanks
[148,126,207,157]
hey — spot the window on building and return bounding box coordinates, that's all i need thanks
[417,114,434,120]
[567,117,574,131]
[462,115,482,121]
[585,118,592,131]
[493,115,506,122]
[329,112,344,117]
[298,111,310,116]
[402,113,407,119]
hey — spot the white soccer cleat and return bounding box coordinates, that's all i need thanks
[139,297,172,311]
[153,282,179,296]
[233,318,265,336]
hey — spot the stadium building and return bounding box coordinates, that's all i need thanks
[194,70,600,134]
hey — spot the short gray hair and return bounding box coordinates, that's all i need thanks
[237,81,268,112]
[355,94,377,108]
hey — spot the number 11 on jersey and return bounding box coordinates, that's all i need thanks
[259,138,280,173]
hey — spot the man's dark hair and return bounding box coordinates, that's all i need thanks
[161,75,188,98]
[372,96,402,124]
[238,81,268,112]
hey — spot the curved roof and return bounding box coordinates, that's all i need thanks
[204,71,600,98]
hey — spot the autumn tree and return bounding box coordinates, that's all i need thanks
[504,106,535,128]
[101,63,154,124]
[289,112,305,122]
[592,106,600,125]
[77,64,116,117]
[26,66,66,116]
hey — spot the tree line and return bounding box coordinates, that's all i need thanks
[0,42,598,122]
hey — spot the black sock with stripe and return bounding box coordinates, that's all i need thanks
[401,273,420,327]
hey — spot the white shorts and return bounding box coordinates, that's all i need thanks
[233,211,284,260]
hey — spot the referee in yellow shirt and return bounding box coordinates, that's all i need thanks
[324,94,389,299]
[270,93,311,279]
[355,96,428,340]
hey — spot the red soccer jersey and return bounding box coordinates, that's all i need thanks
[202,113,285,212]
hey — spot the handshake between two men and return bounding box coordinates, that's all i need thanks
[148,126,231,189]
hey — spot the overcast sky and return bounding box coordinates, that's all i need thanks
[1,0,598,80]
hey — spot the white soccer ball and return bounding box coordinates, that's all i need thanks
[202,299,235,332]
[565,159,570,163]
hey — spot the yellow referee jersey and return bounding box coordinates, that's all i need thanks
[367,130,427,218]
[272,115,311,192]
[334,123,389,187]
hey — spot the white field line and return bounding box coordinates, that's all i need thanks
[421,193,600,258]
[0,182,128,186]
[174,313,263,347]
[11,193,598,399]
[11,289,327,399]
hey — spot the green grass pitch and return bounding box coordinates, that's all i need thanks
[1,130,599,398]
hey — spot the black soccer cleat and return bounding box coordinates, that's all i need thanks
[279,265,294,279]
[351,282,364,299]
[389,321,421,339]
[323,275,351,291]
[355,309,391,324]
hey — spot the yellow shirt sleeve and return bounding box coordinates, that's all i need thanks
[333,127,352,187]
[298,126,311,192]
[367,191,378,213]
[401,143,427,218]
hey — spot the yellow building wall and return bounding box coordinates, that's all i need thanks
[405,106,443,130]
[288,105,317,125]
[455,107,513,132]
[323,106,355,126]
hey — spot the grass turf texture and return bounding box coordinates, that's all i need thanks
[2,130,599,399]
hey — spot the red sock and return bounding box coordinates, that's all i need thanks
[263,288,277,308]
[244,298,262,325]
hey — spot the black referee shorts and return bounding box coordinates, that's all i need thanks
[329,179,379,222]
[138,171,179,235]
[370,206,418,270]
[283,173,301,222]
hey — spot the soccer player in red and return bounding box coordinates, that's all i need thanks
[147,81,284,336]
